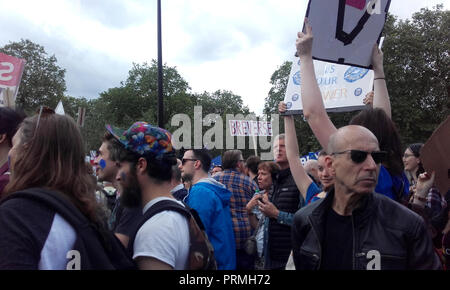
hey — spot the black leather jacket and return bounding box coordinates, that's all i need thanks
[292,189,442,270]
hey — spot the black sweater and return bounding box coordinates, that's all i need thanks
[0,188,135,270]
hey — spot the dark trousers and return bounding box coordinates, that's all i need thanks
[236,249,255,270]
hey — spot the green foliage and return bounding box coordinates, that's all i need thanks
[382,5,449,145]
[192,90,253,159]
[76,62,253,155]
[0,39,66,112]
[79,61,193,151]
[5,5,447,159]
[196,90,250,116]
[264,61,292,116]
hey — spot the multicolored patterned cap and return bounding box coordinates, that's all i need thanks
[106,121,173,158]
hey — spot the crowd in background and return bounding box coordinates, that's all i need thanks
[0,19,448,270]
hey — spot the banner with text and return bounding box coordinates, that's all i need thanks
[229,120,273,137]
[283,58,373,114]
[0,52,26,107]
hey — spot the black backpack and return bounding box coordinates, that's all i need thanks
[128,199,217,270]
[0,188,136,270]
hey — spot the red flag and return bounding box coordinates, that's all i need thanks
[0,52,26,87]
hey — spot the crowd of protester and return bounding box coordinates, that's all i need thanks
[0,19,448,270]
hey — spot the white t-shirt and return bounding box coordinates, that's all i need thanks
[133,197,190,270]
[39,213,76,270]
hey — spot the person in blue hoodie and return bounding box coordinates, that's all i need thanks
[180,148,236,270]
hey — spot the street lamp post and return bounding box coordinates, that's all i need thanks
[157,0,164,128]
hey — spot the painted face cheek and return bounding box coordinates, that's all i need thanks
[120,172,127,182]
[99,159,107,169]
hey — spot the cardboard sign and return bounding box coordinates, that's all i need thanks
[0,52,26,107]
[305,0,390,68]
[300,151,320,166]
[420,116,450,195]
[283,58,373,114]
[229,120,273,136]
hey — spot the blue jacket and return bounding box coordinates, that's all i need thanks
[375,165,410,201]
[185,178,236,270]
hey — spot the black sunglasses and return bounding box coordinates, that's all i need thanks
[182,158,198,165]
[331,150,387,164]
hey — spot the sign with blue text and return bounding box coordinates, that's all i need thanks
[283,58,374,114]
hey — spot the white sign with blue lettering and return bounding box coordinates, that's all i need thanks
[283,58,374,114]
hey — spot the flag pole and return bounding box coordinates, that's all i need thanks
[157,0,164,128]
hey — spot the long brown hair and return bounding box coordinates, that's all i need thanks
[4,113,103,225]
[349,108,404,176]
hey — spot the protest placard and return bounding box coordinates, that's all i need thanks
[304,0,390,68]
[229,120,273,137]
[0,52,26,107]
[283,58,374,114]
[300,152,320,166]
[420,116,450,195]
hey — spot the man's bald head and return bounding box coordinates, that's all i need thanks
[327,125,379,154]
[326,125,381,197]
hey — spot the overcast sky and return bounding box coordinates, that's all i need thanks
[0,0,447,116]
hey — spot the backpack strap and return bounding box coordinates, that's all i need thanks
[126,198,217,270]
[127,199,192,256]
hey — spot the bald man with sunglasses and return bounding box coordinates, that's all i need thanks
[292,125,441,270]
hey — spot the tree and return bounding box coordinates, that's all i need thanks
[196,90,250,116]
[264,61,292,116]
[0,39,66,112]
[262,60,327,154]
[79,60,257,156]
[264,5,449,153]
[193,90,253,158]
[93,60,193,129]
[382,5,449,145]
[81,61,195,151]
[123,60,192,128]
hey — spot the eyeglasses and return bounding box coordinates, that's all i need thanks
[331,150,387,164]
[403,153,415,158]
[182,158,198,165]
